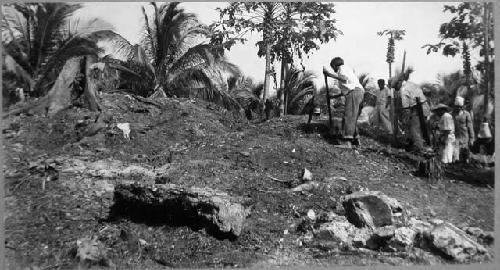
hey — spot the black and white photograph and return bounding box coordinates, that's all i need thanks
[1,1,496,269]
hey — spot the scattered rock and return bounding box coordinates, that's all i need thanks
[116,123,131,139]
[291,181,320,192]
[463,227,494,245]
[341,191,401,228]
[307,209,316,221]
[408,218,433,234]
[112,183,250,239]
[316,211,339,223]
[387,227,417,252]
[427,222,488,262]
[314,216,354,243]
[301,168,313,182]
[368,226,396,249]
[313,215,372,248]
[76,236,112,267]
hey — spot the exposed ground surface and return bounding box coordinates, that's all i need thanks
[3,93,495,269]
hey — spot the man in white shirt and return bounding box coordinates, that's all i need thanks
[323,57,365,147]
[371,79,393,134]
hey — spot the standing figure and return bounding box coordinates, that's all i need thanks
[452,96,474,163]
[431,104,455,164]
[371,79,393,134]
[394,71,431,152]
[323,57,365,148]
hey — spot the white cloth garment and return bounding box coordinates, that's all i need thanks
[438,113,455,163]
[323,64,363,95]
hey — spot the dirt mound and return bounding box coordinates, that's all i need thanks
[5,93,247,163]
[3,94,494,269]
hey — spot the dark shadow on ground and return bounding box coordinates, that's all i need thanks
[106,198,238,241]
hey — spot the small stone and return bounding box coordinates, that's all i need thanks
[76,236,111,267]
[464,227,483,237]
[306,209,316,221]
[429,219,444,226]
[240,151,250,157]
[314,218,354,243]
[388,227,417,251]
[302,168,313,182]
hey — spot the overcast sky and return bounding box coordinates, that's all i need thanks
[74,2,482,89]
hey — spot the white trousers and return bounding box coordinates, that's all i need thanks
[440,134,455,164]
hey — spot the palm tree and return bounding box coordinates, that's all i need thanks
[108,2,242,110]
[227,75,261,115]
[282,69,316,115]
[377,29,406,79]
[1,3,112,97]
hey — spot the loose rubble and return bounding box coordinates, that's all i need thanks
[297,191,489,263]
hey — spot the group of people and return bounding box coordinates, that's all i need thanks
[321,56,478,164]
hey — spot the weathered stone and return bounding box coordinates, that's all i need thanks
[464,226,483,237]
[479,231,494,246]
[428,223,488,262]
[306,209,316,221]
[351,229,373,248]
[388,227,417,251]
[341,191,401,228]
[367,225,397,250]
[463,227,494,246]
[302,168,313,182]
[112,183,250,239]
[76,236,112,267]
[408,218,433,235]
[314,216,354,243]
[316,211,339,223]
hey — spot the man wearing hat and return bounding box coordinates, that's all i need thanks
[432,104,455,164]
[323,57,365,148]
[452,96,475,163]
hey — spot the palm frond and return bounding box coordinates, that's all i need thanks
[288,86,315,107]
[33,35,101,95]
[86,30,135,61]
[168,44,219,78]
[170,68,241,110]
[31,3,83,69]
[2,53,34,87]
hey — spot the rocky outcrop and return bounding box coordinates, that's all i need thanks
[426,222,488,262]
[112,183,250,239]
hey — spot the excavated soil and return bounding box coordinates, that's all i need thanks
[2,93,494,269]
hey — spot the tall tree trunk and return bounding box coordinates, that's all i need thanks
[279,59,286,116]
[482,3,490,122]
[388,62,392,79]
[262,42,272,101]
[84,55,102,112]
[401,50,406,73]
[462,41,472,99]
